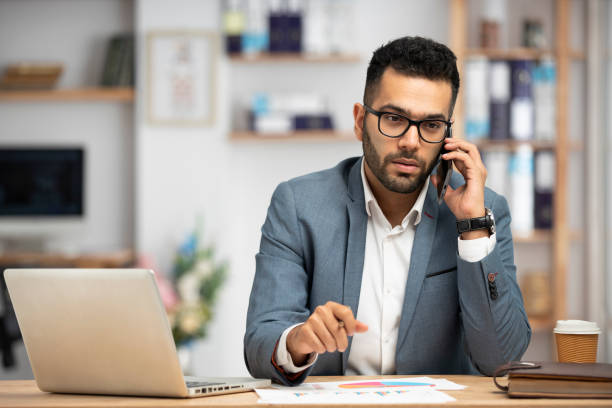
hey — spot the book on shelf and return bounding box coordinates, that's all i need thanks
[100,34,134,87]
[269,9,302,53]
[510,60,535,141]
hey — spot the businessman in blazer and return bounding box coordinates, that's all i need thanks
[244,36,531,385]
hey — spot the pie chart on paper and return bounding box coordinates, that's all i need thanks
[338,381,434,389]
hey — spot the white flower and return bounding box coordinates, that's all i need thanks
[177,272,200,304]
[179,307,204,334]
[193,259,214,278]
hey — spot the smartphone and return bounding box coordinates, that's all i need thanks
[436,130,453,204]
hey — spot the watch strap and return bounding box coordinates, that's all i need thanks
[456,208,494,234]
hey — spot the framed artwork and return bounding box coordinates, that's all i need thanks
[147,30,217,126]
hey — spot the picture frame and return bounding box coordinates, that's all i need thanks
[147,30,217,126]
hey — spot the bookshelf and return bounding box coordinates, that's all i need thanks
[475,139,583,151]
[465,48,586,60]
[450,0,581,333]
[228,52,360,63]
[0,87,134,102]
[228,52,360,141]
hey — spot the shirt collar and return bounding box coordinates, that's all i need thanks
[360,157,429,227]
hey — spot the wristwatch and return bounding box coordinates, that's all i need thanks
[456,207,495,235]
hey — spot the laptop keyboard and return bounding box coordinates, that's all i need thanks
[186,381,224,388]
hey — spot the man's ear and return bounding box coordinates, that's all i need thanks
[353,103,365,142]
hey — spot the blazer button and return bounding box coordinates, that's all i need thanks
[487,273,498,300]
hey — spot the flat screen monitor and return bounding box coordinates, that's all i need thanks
[0,148,84,216]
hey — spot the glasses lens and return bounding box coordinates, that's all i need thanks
[419,120,447,142]
[379,113,409,137]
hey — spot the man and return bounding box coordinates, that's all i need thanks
[244,36,531,386]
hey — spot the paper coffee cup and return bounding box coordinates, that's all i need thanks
[554,320,600,363]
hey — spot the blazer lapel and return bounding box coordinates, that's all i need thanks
[396,182,439,353]
[342,158,367,373]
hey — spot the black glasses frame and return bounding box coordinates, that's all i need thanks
[363,104,453,143]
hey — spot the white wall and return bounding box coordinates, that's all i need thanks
[135,0,449,376]
[0,0,134,252]
[0,0,134,379]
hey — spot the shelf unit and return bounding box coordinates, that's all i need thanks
[450,0,580,331]
[229,130,355,142]
[464,48,586,60]
[475,139,583,152]
[227,52,360,63]
[0,87,135,102]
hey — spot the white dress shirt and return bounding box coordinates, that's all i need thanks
[275,158,496,374]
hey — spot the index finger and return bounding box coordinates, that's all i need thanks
[444,138,484,166]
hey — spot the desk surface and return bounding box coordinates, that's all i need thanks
[1,376,611,408]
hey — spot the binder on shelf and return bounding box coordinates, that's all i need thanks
[483,150,509,198]
[510,60,534,141]
[534,151,555,229]
[532,59,556,141]
[488,60,511,140]
[509,144,534,236]
[464,56,490,141]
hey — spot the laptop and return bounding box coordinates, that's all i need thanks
[4,268,271,398]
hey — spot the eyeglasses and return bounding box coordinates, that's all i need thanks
[364,104,452,143]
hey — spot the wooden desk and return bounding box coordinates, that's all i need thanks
[1,376,611,408]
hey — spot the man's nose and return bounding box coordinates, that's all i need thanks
[397,123,420,150]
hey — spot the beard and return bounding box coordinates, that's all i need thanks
[362,126,440,194]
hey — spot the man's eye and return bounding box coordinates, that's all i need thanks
[424,121,442,129]
[383,114,403,123]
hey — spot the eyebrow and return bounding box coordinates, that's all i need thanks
[377,103,448,121]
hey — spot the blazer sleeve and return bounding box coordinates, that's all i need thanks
[456,193,532,375]
[244,181,314,385]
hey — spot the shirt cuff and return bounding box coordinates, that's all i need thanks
[457,233,497,262]
[275,323,318,373]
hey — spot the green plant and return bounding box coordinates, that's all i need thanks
[169,227,227,346]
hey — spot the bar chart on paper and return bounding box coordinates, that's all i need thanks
[255,377,466,404]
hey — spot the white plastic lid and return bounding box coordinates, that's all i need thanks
[553,320,601,334]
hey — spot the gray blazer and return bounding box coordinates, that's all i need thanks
[244,157,531,385]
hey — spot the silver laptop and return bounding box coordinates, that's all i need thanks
[4,268,270,398]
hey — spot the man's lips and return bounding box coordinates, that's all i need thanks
[391,159,420,174]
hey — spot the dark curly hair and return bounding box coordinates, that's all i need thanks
[364,36,460,117]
